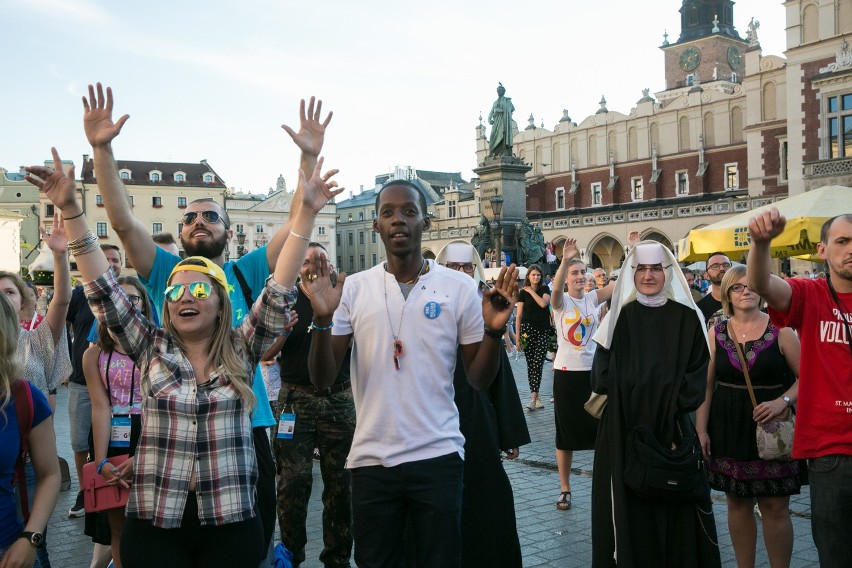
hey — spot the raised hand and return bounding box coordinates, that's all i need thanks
[82,83,130,147]
[301,251,346,320]
[627,230,641,248]
[748,208,786,245]
[25,148,79,213]
[299,157,345,215]
[562,238,579,260]
[42,213,68,253]
[282,96,332,158]
[483,264,519,331]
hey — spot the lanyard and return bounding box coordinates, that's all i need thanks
[105,350,138,413]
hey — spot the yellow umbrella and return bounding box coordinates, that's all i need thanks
[677,185,852,262]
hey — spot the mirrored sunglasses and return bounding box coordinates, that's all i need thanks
[180,210,226,227]
[164,281,213,303]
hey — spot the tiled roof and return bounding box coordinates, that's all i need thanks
[80,158,226,188]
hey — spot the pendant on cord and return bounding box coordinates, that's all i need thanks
[393,339,405,371]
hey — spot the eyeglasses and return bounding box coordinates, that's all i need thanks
[445,262,474,273]
[164,281,213,303]
[126,294,143,306]
[729,283,751,293]
[180,210,228,228]
[635,265,665,274]
[707,262,732,271]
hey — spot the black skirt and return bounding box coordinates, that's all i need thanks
[553,370,598,450]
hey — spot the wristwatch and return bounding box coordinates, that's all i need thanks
[20,531,44,548]
[782,395,791,407]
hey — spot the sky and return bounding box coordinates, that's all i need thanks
[1,0,785,199]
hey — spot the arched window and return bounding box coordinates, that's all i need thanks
[679,116,690,151]
[552,142,561,171]
[762,83,777,121]
[650,122,660,154]
[149,171,161,182]
[203,173,214,183]
[535,145,543,174]
[731,106,744,142]
[570,139,578,167]
[803,4,819,43]
[588,134,598,166]
[703,112,715,147]
[628,127,638,160]
[174,172,186,182]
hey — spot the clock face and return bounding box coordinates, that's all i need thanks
[679,47,701,72]
[727,45,742,70]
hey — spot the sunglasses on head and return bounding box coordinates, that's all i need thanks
[164,281,213,303]
[180,210,228,227]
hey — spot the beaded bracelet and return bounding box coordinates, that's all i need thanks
[308,321,334,333]
[95,458,110,475]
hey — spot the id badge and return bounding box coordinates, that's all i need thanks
[110,415,131,448]
[277,412,296,440]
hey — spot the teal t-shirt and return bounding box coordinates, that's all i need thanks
[140,246,276,427]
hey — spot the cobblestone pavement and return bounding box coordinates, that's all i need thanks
[47,355,819,567]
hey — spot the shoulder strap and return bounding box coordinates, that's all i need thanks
[231,264,255,307]
[12,380,34,523]
[727,321,758,409]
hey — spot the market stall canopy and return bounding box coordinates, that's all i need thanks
[677,185,851,262]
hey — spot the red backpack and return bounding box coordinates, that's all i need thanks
[11,379,34,522]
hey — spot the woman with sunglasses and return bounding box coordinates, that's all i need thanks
[27,148,342,568]
[81,276,151,568]
[696,265,802,568]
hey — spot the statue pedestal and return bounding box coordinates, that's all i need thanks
[474,155,531,265]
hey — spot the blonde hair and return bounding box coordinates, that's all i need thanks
[720,265,754,316]
[0,294,21,416]
[161,271,255,408]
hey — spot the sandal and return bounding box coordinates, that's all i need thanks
[556,491,572,511]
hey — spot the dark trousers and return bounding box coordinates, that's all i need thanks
[274,389,355,567]
[808,454,852,568]
[254,426,276,553]
[351,452,463,568]
[120,494,263,568]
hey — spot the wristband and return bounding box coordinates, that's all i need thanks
[96,458,110,475]
[62,210,85,221]
[483,326,507,340]
[308,321,334,332]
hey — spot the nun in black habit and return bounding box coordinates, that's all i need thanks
[440,241,531,568]
[589,242,721,568]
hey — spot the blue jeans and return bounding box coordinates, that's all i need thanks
[808,454,852,568]
[351,452,463,568]
[22,461,51,568]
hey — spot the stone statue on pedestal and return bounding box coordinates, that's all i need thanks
[488,83,515,157]
[470,215,493,258]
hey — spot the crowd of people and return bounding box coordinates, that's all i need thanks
[0,79,849,568]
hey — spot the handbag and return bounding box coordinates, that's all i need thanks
[729,321,795,461]
[624,421,708,500]
[584,392,607,418]
[82,455,131,513]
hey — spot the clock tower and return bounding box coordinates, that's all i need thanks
[661,0,748,91]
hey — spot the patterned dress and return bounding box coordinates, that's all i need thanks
[706,320,804,498]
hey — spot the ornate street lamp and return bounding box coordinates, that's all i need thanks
[236,231,246,258]
[490,196,504,267]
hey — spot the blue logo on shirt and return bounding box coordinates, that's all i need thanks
[423,301,441,319]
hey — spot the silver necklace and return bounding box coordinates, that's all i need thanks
[383,259,427,371]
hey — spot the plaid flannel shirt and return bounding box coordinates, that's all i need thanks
[85,270,295,528]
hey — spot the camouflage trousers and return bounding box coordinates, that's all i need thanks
[273,387,356,568]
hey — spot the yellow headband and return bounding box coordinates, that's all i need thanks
[167,257,228,291]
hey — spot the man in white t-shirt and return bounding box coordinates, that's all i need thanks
[304,180,518,567]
